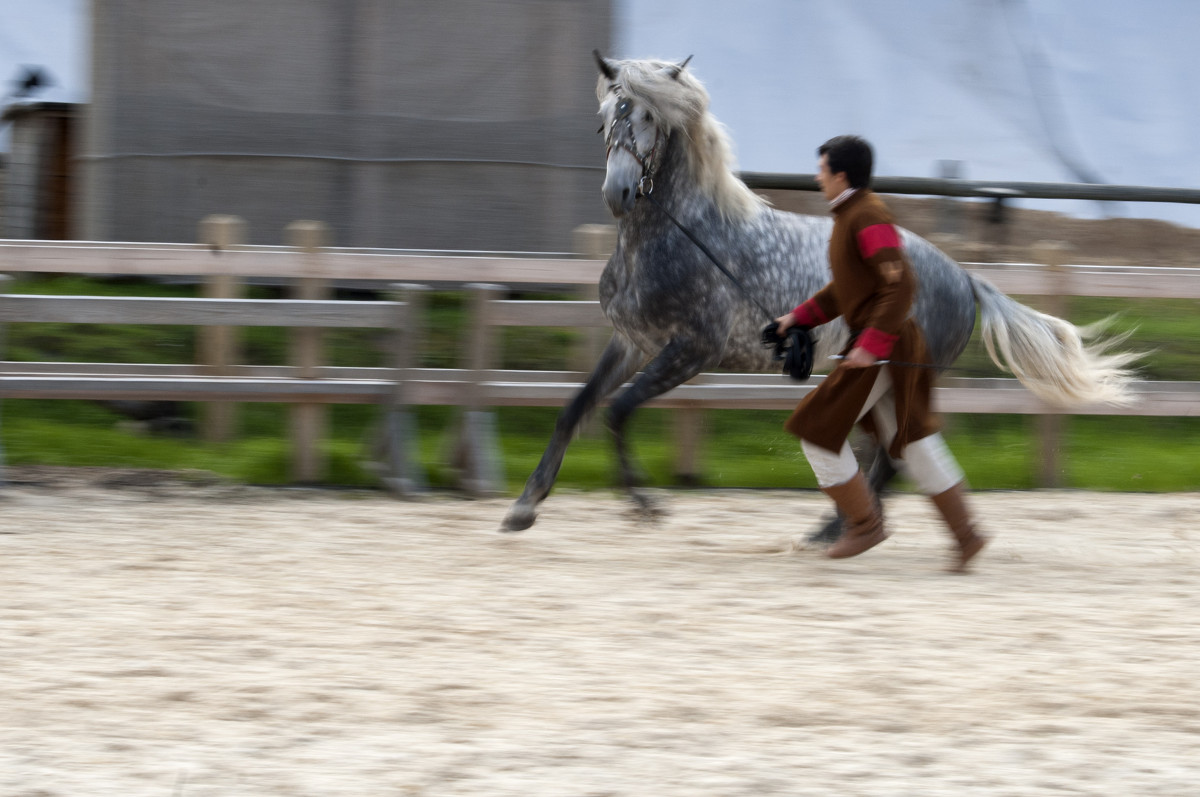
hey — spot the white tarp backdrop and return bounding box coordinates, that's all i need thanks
[615,0,1200,227]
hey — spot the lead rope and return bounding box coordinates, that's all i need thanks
[640,188,775,322]
[640,188,816,380]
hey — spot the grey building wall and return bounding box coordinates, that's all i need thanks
[79,0,613,249]
[4,111,44,238]
[3,102,76,239]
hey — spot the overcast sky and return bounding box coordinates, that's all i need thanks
[0,0,86,105]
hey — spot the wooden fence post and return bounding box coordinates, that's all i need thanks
[368,283,428,496]
[448,283,504,496]
[1031,240,1073,488]
[0,274,10,482]
[197,215,245,443]
[673,405,705,487]
[571,224,615,440]
[570,224,614,373]
[286,220,330,483]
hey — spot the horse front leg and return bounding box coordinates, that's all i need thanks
[606,338,712,522]
[501,335,642,532]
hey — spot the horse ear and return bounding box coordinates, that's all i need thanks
[593,50,617,81]
[667,54,694,80]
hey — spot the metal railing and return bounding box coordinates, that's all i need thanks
[740,173,1200,205]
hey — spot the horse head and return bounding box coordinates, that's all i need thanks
[592,52,764,222]
[594,51,694,217]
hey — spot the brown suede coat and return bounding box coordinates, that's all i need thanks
[784,189,938,456]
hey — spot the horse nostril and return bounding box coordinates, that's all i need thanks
[622,187,630,202]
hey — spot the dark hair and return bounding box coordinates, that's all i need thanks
[817,135,874,189]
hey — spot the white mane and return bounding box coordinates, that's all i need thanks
[597,58,767,221]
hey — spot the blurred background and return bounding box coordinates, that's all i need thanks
[2,0,1199,249]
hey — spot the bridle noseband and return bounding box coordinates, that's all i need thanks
[603,88,661,196]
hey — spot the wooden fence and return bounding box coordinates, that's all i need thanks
[1,226,1198,493]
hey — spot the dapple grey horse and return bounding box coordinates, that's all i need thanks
[502,53,1135,534]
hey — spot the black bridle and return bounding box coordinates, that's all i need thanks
[603,89,662,198]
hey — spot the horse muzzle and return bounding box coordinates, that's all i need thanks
[601,177,638,217]
[602,151,644,217]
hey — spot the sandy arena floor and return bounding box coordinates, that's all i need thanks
[1,469,1197,796]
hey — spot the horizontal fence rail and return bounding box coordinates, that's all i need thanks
[398,370,1200,416]
[3,363,1195,416]
[966,263,1200,299]
[0,295,401,327]
[0,376,394,403]
[1,235,1198,492]
[4,239,1200,297]
[740,173,1200,205]
[0,240,607,285]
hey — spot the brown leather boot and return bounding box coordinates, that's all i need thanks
[822,471,889,559]
[930,482,989,573]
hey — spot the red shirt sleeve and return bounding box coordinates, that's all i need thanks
[791,297,831,328]
[853,221,912,359]
[856,224,903,259]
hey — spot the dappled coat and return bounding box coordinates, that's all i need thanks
[784,189,939,457]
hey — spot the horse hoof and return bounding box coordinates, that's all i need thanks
[806,519,844,545]
[628,492,667,524]
[501,505,537,533]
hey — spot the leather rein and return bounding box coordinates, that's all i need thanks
[603,90,662,198]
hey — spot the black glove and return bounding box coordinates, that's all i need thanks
[760,320,783,348]
[760,321,814,382]
[782,326,815,381]
[762,320,810,353]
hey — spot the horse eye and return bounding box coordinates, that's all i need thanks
[616,98,633,119]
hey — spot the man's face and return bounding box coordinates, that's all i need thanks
[816,154,849,202]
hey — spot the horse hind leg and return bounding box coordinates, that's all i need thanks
[501,336,641,532]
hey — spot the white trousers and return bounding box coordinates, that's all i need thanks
[800,370,964,494]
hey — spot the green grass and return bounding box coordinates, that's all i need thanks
[2,277,1198,492]
[493,410,1200,494]
[4,399,1199,493]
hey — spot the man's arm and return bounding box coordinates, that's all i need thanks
[774,283,839,333]
[843,221,916,367]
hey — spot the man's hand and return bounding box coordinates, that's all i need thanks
[762,312,797,348]
[840,346,878,369]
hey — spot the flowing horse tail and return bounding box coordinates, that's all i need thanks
[968,275,1140,407]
